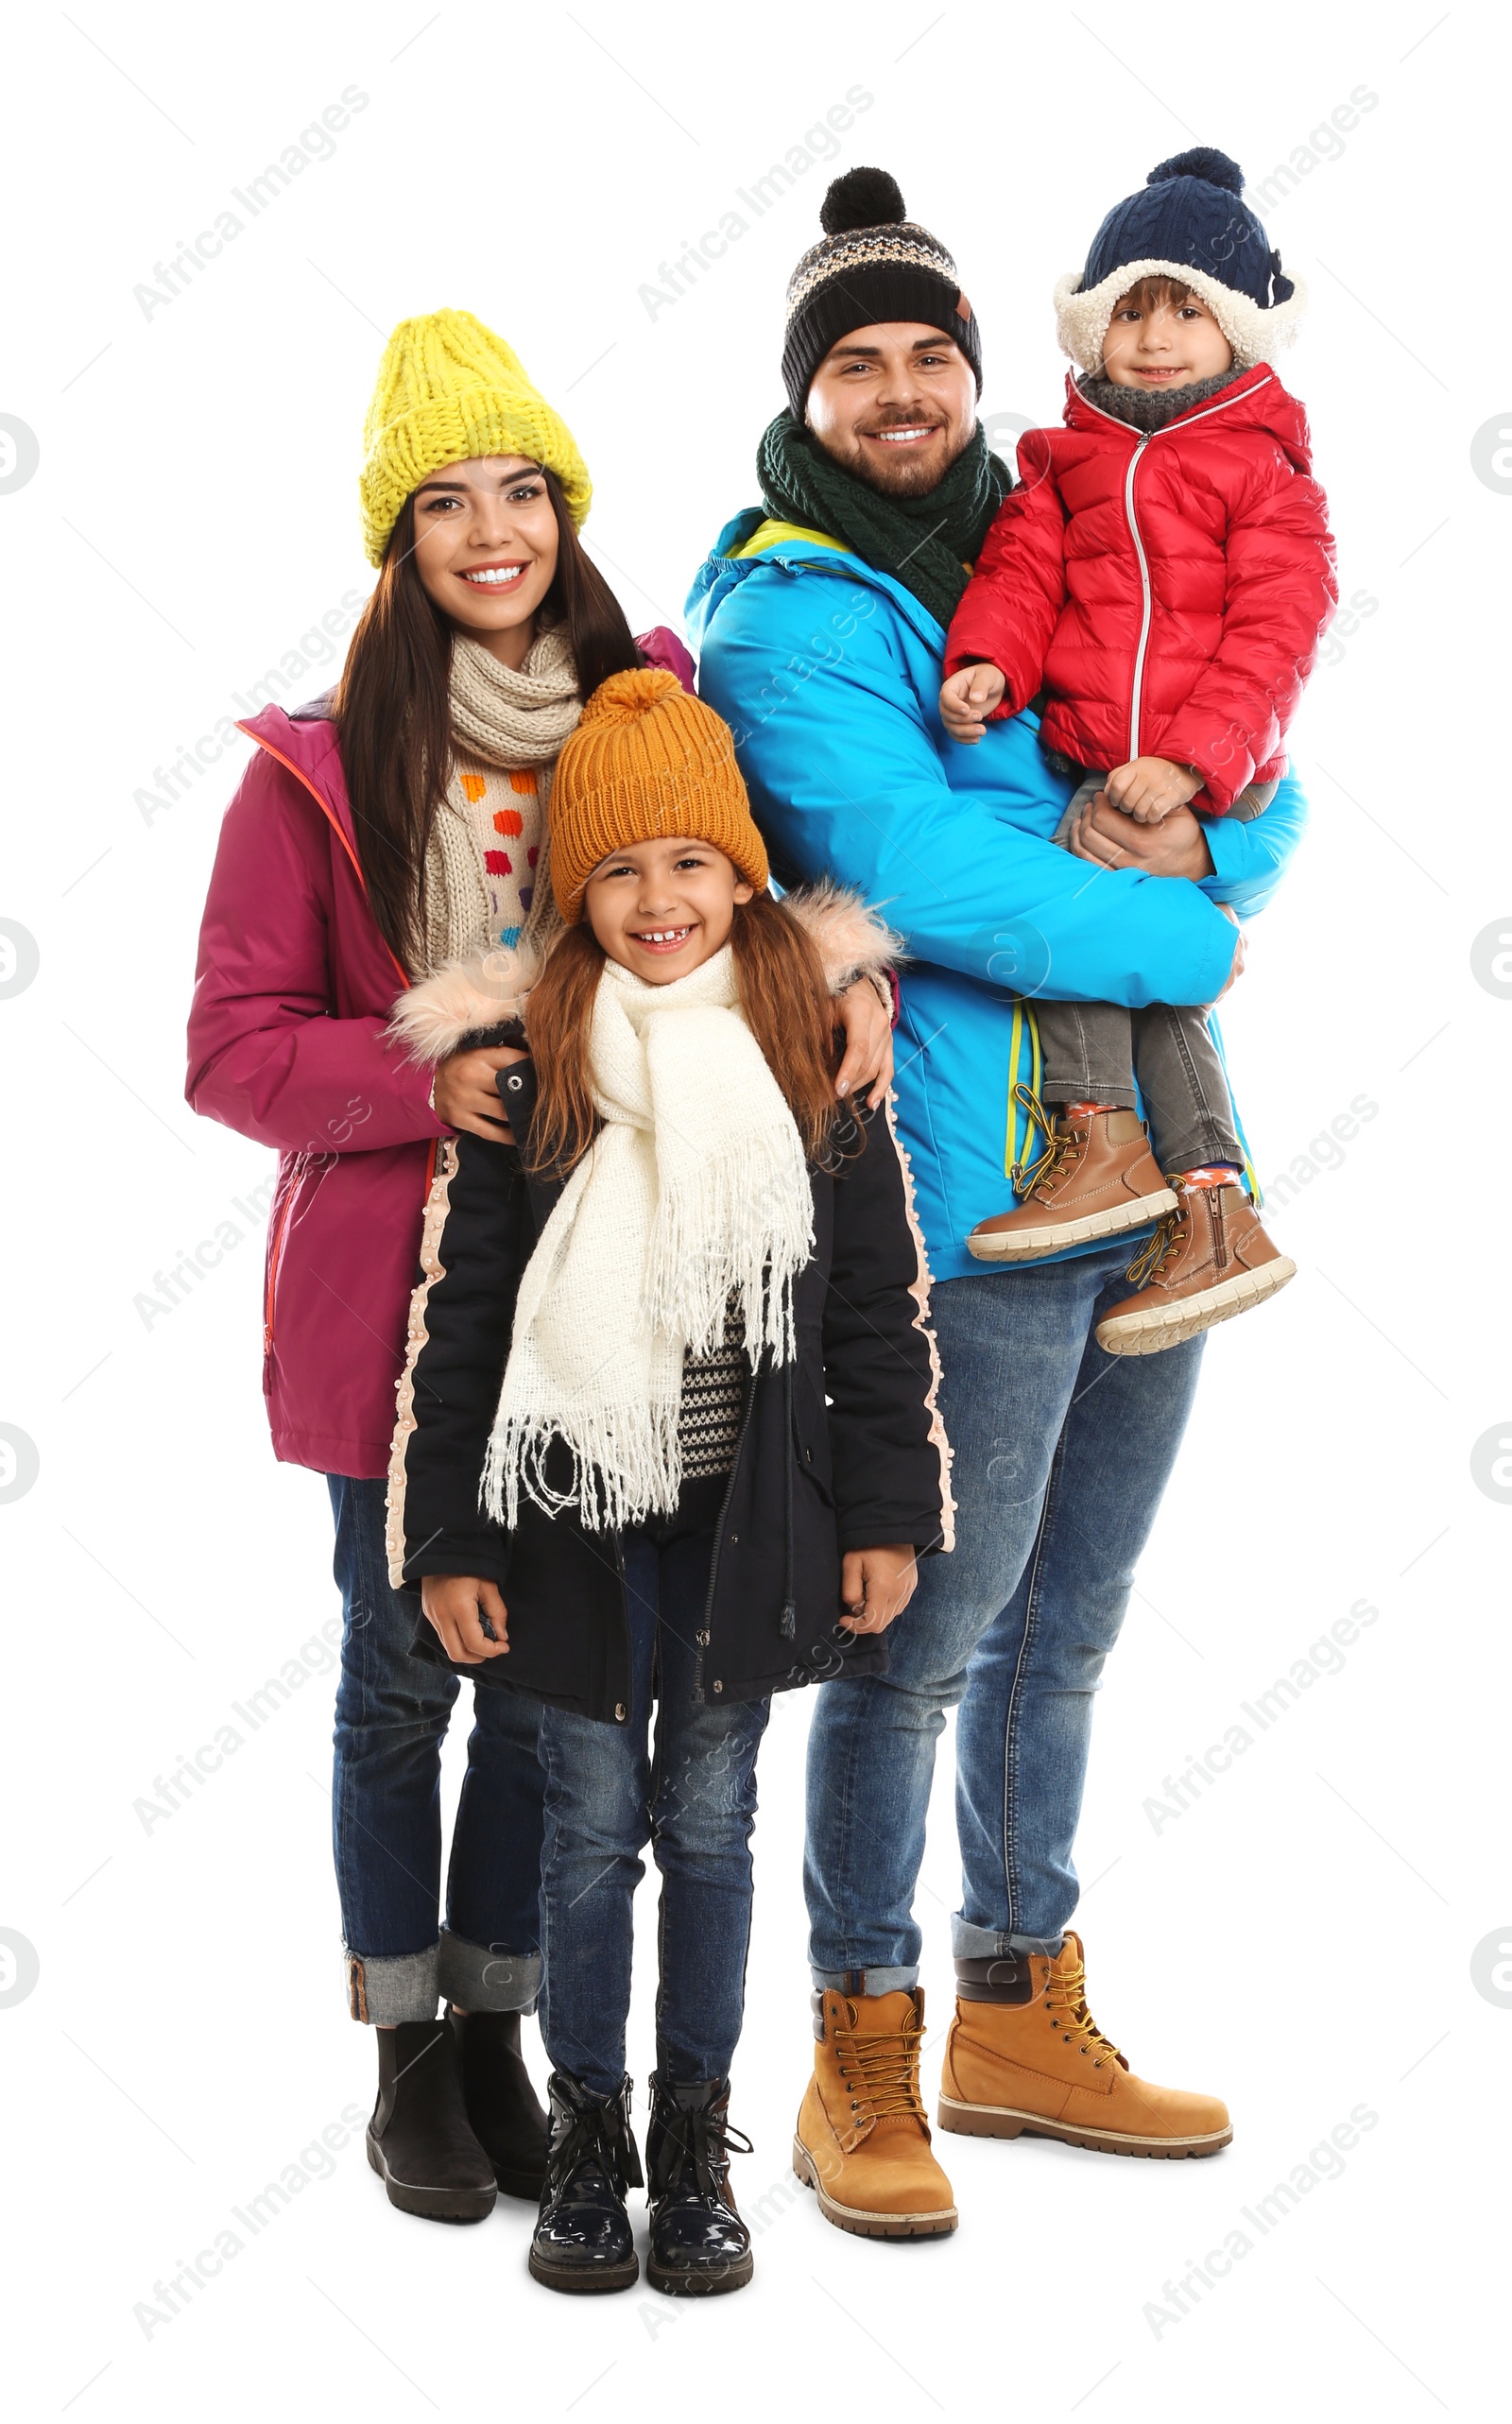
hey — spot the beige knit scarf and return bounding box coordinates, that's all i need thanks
[483,946,815,1533]
[421,623,581,975]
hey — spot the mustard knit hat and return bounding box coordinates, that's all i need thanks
[549,670,769,921]
[359,308,593,565]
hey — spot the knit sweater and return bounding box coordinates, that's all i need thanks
[453,753,543,950]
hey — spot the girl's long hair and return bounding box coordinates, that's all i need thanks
[332,468,642,970]
[524,891,848,1175]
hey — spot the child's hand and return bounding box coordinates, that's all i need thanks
[1104,757,1202,823]
[421,1574,509,1664]
[939,662,1007,744]
[838,1543,919,1634]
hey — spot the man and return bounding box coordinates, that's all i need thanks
[686,165,1307,2237]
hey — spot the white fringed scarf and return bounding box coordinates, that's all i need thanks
[483,945,814,1532]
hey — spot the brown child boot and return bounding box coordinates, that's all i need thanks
[1095,1172,1295,1354]
[792,1988,957,2239]
[937,1934,1230,2158]
[968,1093,1177,1262]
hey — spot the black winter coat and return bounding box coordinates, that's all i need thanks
[388,1067,953,1726]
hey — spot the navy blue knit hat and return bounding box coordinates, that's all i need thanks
[1055,147,1305,373]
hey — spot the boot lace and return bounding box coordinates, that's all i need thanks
[835,2011,928,2123]
[1124,1198,1189,1289]
[1009,1085,1081,1202]
[546,2082,644,2198]
[1040,1951,1126,2072]
[653,2101,754,2203]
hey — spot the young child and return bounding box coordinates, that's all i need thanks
[938,146,1335,1352]
[386,668,952,2297]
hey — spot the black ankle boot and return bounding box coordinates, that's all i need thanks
[451,2007,549,2200]
[528,2072,643,2295]
[644,2074,753,2295]
[366,2019,497,2222]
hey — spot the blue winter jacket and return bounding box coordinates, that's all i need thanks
[685,511,1308,1283]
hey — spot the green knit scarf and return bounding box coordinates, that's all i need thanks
[756,410,1013,630]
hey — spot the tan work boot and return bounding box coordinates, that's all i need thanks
[1095,1176,1295,1354]
[937,1934,1231,2158]
[793,1989,957,2238]
[968,1096,1176,1262]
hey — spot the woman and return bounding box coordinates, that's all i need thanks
[184,309,893,2224]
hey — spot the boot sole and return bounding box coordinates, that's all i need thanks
[967,1188,1178,1263]
[366,2127,496,2221]
[527,2245,640,2294]
[791,2135,958,2237]
[646,2251,754,2296]
[936,2095,1231,2158]
[1095,1255,1297,1354]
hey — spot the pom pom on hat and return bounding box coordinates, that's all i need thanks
[1148,147,1245,194]
[819,166,907,235]
[549,669,768,920]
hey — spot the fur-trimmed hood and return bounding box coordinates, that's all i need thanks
[1054,257,1307,377]
[387,884,901,1065]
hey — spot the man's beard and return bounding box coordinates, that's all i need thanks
[831,419,972,496]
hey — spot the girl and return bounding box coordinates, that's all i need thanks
[387,668,953,2295]
[186,307,898,2224]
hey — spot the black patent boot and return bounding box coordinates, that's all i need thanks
[528,2072,644,2295]
[645,2073,753,2295]
[451,2006,549,2200]
[366,2019,497,2222]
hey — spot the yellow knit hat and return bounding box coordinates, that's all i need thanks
[549,670,769,920]
[359,308,593,565]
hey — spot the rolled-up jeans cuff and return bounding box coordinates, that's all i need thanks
[811,1964,919,1998]
[438,1927,541,2015]
[344,1943,439,2026]
[951,1917,1064,1962]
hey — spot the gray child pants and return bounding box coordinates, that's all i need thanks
[1034,772,1276,1172]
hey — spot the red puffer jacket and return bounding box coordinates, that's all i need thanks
[945,367,1336,811]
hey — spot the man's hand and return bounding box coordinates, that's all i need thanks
[1104,756,1203,823]
[421,1574,509,1664]
[432,1043,528,1142]
[834,978,894,1110]
[939,662,1007,745]
[838,1543,919,1634]
[1065,790,1215,880]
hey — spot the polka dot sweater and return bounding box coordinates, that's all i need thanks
[454,753,543,949]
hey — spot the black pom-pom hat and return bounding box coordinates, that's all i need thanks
[1056,147,1307,374]
[782,167,982,416]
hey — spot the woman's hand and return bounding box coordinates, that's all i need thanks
[834,977,895,1110]
[1065,791,1215,881]
[432,1043,528,1141]
[838,1543,919,1634]
[421,1574,509,1664]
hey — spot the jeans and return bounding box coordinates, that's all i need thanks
[803,1250,1204,1991]
[537,1521,772,2098]
[329,1475,544,2024]
[1034,997,1244,1170]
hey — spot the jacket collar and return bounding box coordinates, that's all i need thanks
[685,507,950,656]
[236,700,358,856]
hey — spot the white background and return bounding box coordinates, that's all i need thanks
[3,3,1507,2417]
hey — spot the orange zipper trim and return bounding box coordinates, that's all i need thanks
[241,721,422,1362]
[264,1165,302,1356]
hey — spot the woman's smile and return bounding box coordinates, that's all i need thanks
[461,559,529,588]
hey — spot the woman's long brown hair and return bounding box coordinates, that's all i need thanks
[524,891,850,1175]
[332,469,643,971]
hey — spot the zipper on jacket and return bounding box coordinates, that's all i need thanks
[691,1370,759,1706]
[1122,437,1153,760]
[262,1159,305,1358]
[1071,374,1273,764]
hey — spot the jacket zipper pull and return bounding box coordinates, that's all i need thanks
[781,1599,797,1640]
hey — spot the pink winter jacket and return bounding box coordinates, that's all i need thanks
[185,630,695,1477]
